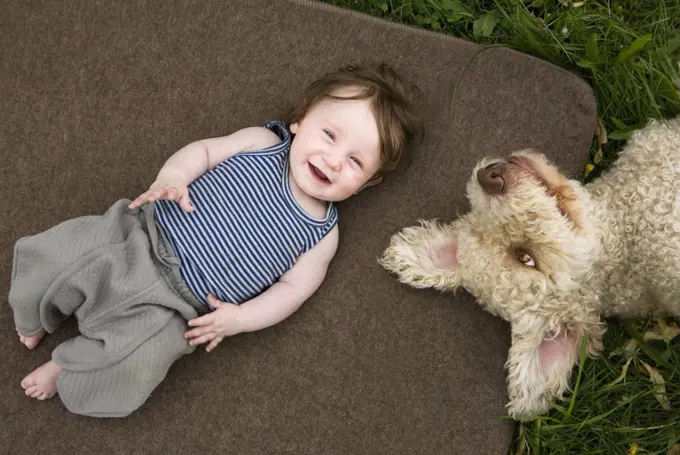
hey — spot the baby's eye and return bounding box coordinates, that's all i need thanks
[323,129,335,140]
[350,156,363,168]
[516,249,536,267]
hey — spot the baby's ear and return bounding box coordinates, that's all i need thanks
[355,176,383,194]
[379,220,460,291]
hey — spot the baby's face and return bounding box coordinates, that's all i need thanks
[288,88,382,202]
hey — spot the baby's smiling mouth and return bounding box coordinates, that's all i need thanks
[309,162,330,184]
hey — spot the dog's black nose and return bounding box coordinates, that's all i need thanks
[477,163,506,195]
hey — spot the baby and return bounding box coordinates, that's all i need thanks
[9,64,422,417]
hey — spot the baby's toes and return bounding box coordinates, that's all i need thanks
[24,385,39,396]
[30,389,43,398]
[21,376,36,389]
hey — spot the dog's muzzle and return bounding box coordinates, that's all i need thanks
[477,162,507,195]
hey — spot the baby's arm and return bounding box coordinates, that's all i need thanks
[238,226,339,331]
[129,126,281,211]
[184,226,340,351]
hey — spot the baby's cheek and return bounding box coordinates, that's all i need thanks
[350,173,368,189]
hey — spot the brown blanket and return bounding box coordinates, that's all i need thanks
[0,0,595,453]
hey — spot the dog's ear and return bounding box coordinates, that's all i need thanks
[379,220,461,291]
[505,325,580,420]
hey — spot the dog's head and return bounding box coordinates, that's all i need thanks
[380,150,604,418]
[458,149,599,312]
[382,149,599,315]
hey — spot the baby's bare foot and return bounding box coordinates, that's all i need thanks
[18,329,46,350]
[21,360,62,400]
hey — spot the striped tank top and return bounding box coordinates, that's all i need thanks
[154,121,338,306]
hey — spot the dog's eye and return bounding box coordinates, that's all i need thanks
[516,249,536,267]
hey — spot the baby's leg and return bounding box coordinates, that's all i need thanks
[9,235,54,349]
[55,313,194,417]
[21,360,63,400]
[14,199,201,414]
[9,200,141,350]
[17,330,46,350]
[20,314,190,403]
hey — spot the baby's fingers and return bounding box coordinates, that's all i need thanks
[129,192,155,209]
[184,325,213,339]
[165,187,180,201]
[179,193,195,213]
[188,333,215,346]
[206,294,225,308]
[206,337,224,353]
[131,190,161,207]
[145,188,168,202]
[187,314,214,327]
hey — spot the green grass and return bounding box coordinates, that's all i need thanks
[323,1,680,453]
[512,321,680,454]
[325,0,680,178]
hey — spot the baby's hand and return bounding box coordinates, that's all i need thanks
[184,295,242,352]
[129,179,194,212]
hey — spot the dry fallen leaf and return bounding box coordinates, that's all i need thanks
[668,443,680,455]
[605,357,633,388]
[659,318,680,342]
[640,361,671,410]
[609,338,638,359]
[643,318,680,343]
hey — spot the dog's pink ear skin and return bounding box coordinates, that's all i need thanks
[505,326,580,420]
[538,330,578,373]
[435,238,458,269]
[379,220,462,291]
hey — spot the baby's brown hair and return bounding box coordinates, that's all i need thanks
[288,64,423,178]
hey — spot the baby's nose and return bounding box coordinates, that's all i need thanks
[325,155,341,170]
[477,162,507,195]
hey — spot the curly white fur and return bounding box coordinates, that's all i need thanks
[380,117,680,420]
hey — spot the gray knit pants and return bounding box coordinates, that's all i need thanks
[9,199,207,417]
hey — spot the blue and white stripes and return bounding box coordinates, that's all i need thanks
[155,121,338,306]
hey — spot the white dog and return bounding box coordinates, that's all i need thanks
[380,117,680,420]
